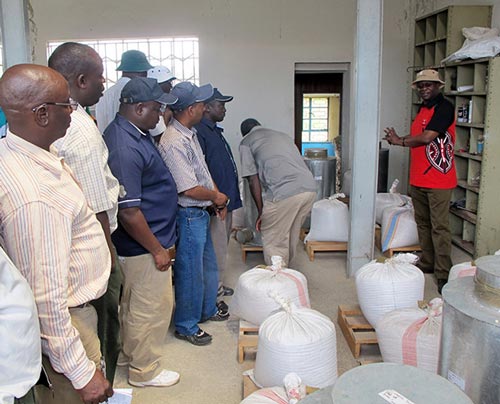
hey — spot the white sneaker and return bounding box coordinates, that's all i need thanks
[129,369,180,387]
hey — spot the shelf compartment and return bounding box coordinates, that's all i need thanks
[450,206,477,224]
[457,179,479,193]
[415,19,426,44]
[474,62,488,92]
[469,128,484,155]
[451,235,475,255]
[455,155,468,183]
[414,47,424,67]
[463,221,476,244]
[436,11,448,38]
[467,159,482,188]
[456,64,474,90]
[466,189,478,212]
[424,43,436,67]
[425,15,437,42]
[455,150,482,162]
[470,96,486,125]
[444,66,457,92]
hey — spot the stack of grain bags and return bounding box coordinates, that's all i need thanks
[355,253,443,373]
[231,256,338,402]
[376,180,419,253]
[304,194,349,243]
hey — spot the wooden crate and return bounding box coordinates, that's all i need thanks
[374,226,421,258]
[337,305,378,358]
[305,240,348,261]
[241,244,263,263]
[238,320,259,363]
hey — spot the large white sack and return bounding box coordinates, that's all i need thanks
[230,256,310,325]
[376,193,412,224]
[304,194,349,242]
[355,254,425,328]
[254,299,337,389]
[376,298,443,373]
[448,261,476,282]
[241,387,289,404]
[380,206,419,252]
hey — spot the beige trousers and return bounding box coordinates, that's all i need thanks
[210,211,233,287]
[119,253,174,383]
[34,305,101,404]
[261,191,316,266]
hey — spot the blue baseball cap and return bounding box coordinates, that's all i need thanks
[120,77,178,105]
[170,82,214,111]
[207,88,233,103]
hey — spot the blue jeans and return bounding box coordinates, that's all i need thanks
[174,207,219,335]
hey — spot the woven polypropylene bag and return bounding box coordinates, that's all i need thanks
[355,254,425,328]
[375,193,411,224]
[305,195,349,242]
[241,387,289,404]
[254,299,337,389]
[380,205,419,252]
[448,261,476,282]
[230,256,310,325]
[376,298,443,373]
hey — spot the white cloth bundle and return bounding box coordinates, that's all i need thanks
[355,254,425,328]
[305,194,349,242]
[241,387,289,404]
[380,205,419,252]
[254,297,337,389]
[376,298,443,373]
[230,256,310,325]
[448,261,476,282]
[376,193,412,224]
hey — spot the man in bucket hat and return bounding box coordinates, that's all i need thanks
[104,77,180,387]
[384,69,456,294]
[96,50,153,131]
[158,82,230,346]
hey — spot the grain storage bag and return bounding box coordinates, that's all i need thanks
[241,387,289,404]
[380,205,419,252]
[375,179,411,224]
[304,194,349,242]
[230,256,310,325]
[376,298,443,373]
[355,253,425,327]
[254,297,337,388]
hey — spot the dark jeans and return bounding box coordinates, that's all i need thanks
[410,186,453,280]
[174,207,219,335]
[91,248,122,383]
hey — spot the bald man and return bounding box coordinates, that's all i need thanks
[0,64,113,404]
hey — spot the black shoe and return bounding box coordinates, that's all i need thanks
[207,308,230,322]
[217,300,228,312]
[437,279,447,294]
[174,329,212,346]
[217,285,234,297]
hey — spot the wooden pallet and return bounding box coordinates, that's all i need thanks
[238,320,259,363]
[374,226,421,258]
[337,305,378,358]
[305,240,348,261]
[241,244,263,263]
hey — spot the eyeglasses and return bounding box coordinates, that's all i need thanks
[31,99,78,112]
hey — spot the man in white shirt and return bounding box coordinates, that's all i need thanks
[0,247,41,404]
[48,42,121,384]
[95,50,152,132]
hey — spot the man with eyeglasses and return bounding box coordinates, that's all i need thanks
[104,77,181,387]
[384,69,457,293]
[48,42,121,385]
[0,64,113,404]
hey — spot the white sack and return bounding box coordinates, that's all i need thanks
[254,299,337,389]
[376,298,443,373]
[305,194,349,242]
[230,256,310,325]
[443,27,500,63]
[376,193,412,224]
[241,387,289,404]
[448,261,476,282]
[355,253,425,328]
[380,206,419,252]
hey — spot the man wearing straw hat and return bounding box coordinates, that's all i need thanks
[384,69,456,293]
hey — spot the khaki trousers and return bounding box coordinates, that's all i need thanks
[410,186,453,280]
[210,211,233,287]
[119,253,173,383]
[261,191,316,266]
[34,305,101,404]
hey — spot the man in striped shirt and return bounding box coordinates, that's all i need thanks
[158,82,229,347]
[48,42,121,384]
[0,65,113,403]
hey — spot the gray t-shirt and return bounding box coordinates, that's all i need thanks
[239,126,316,202]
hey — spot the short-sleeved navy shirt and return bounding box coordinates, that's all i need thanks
[195,117,242,212]
[104,114,178,256]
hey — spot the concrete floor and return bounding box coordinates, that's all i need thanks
[113,239,471,403]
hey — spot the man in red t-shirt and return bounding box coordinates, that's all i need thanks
[384,69,456,293]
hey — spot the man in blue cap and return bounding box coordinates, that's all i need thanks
[158,82,229,346]
[104,77,180,387]
[194,88,242,301]
[96,50,153,131]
